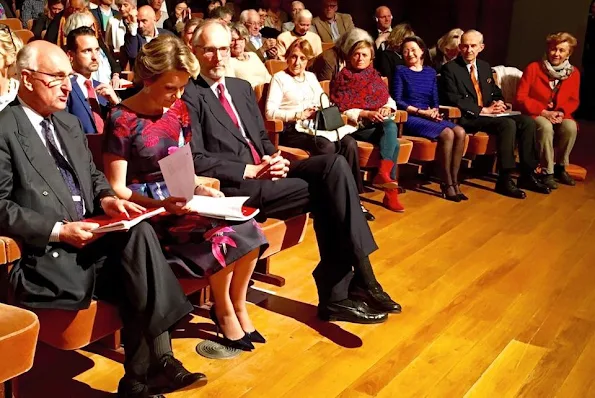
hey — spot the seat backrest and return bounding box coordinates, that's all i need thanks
[265,60,287,76]
[26,19,33,30]
[14,29,34,44]
[3,18,22,31]
[319,80,330,96]
[253,83,268,116]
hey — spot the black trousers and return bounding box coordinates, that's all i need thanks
[459,114,538,174]
[222,154,378,305]
[88,222,193,376]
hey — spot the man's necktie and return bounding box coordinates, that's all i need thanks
[217,83,261,164]
[84,79,105,134]
[469,64,483,107]
[41,119,85,220]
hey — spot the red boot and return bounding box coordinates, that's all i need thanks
[383,189,405,212]
[373,159,399,190]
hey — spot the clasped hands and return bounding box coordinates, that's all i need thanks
[362,107,393,123]
[480,100,508,115]
[244,150,290,181]
[416,107,443,121]
[541,109,564,124]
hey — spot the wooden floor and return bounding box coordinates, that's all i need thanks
[19,123,595,398]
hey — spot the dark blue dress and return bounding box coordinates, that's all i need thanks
[392,66,456,139]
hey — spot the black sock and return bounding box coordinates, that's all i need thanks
[152,331,173,360]
[352,257,381,290]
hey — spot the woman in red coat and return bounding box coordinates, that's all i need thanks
[516,32,580,188]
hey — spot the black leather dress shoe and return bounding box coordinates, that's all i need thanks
[349,286,402,313]
[318,300,388,324]
[361,204,375,221]
[555,165,576,186]
[495,177,526,199]
[118,377,164,398]
[517,173,551,194]
[148,355,207,394]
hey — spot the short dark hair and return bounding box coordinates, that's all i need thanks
[66,26,97,52]
[209,5,233,20]
[401,35,427,60]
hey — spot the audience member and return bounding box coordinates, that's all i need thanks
[0,28,22,111]
[32,0,65,39]
[265,39,372,219]
[281,0,303,32]
[66,26,120,134]
[240,8,277,61]
[331,37,404,212]
[263,0,287,31]
[309,28,371,82]
[20,0,45,28]
[148,0,167,28]
[44,0,88,45]
[103,34,268,351]
[90,0,119,38]
[123,5,172,67]
[428,28,463,72]
[374,23,414,89]
[204,0,221,14]
[275,9,322,61]
[228,22,271,86]
[163,0,189,34]
[182,16,201,49]
[515,32,580,188]
[0,40,205,398]
[310,0,353,43]
[257,6,267,26]
[393,36,467,202]
[208,4,233,24]
[440,30,550,198]
[370,6,392,51]
[105,0,135,53]
[0,0,16,18]
[183,20,401,322]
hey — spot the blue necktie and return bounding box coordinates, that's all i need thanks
[41,119,84,220]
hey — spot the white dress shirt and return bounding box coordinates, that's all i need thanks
[74,73,93,98]
[249,33,263,50]
[466,60,479,79]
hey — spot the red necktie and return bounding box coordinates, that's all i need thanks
[84,79,105,134]
[217,83,261,165]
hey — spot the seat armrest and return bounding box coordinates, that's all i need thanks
[0,237,21,266]
[264,119,285,148]
[394,110,408,123]
[439,105,461,119]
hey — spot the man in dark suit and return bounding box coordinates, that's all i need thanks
[66,27,121,134]
[123,5,171,67]
[440,30,550,198]
[0,41,205,398]
[370,5,393,52]
[90,0,121,38]
[183,20,400,324]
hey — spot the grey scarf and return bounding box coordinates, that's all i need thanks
[543,59,574,81]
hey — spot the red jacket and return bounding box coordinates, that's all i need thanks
[515,61,580,119]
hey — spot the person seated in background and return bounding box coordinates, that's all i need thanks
[44,0,88,45]
[515,32,580,188]
[265,39,373,220]
[275,9,322,61]
[106,0,135,55]
[204,0,221,14]
[32,0,65,39]
[148,0,166,28]
[208,4,233,24]
[428,28,463,72]
[228,22,271,86]
[124,5,172,67]
[330,36,404,212]
[375,23,414,89]
[182,17,201,49]
[66,27,120,134]
[282,0,303,32]
[20,0,46,28]
[263,0,287,31]
[309,28,371,82]
[393,36,467,202]
[370,5,393,52]
[184,21,401,321]
[63,11,122,86]
[1,40,205,398]
[0,0,16,18]
[90,0,119,39]
[311,0,353,43]
[440,29,550,198]
[0,29,22,111]
[103,35,269,352]
[163,0,189,34]
[240,8,277,61]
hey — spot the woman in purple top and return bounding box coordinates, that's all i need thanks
[392,36,468,202]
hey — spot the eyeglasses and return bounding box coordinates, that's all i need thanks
[196,45,231,57]
[0,24,16,52]
[25,69,74,88]
[231,37,245,43]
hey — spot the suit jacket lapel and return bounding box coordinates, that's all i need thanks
[457,57,479,100]
[227,80,260,148]
[11,106,79,220]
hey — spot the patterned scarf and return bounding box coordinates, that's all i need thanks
[330,66,389,112]
[542,59,574,81]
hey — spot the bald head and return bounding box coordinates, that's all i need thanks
[375,6,392,30]
[138,5,156,36]
[193,20,231,81]
[17,41,73,117]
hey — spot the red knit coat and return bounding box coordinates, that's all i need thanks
[515,61,580,120]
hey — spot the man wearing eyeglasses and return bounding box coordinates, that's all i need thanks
[0,40,204,398]
[123,5,172,67]
[239,9,278,62]
[310,0,354,43]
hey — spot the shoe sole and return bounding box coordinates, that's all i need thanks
[318,312,388,324]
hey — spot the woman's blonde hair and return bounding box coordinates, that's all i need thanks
[286,38,314,60]
[348,40,375,61]
[134,35,200,84]
[437,28,463,54]
[0,30,24,69]
[386,23,414,52]
[230,22,250,41]
[546,32,578,54]
[63,10,99,37]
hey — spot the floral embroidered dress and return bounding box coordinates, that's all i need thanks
[104,99,268,277]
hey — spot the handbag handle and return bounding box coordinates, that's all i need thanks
[314,92,341,146]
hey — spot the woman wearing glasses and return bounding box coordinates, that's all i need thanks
[227,22,271,87]
[0,27,23,111]
[103,35,269,352]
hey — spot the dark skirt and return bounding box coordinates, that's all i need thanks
[403,115,457,139]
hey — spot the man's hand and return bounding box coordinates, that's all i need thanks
[266,46,279,59]
[244,151,290,180]
[95,83,120,105]
[481,101,507,115]
[128,8,138,23]
[195,185,225,197]
[59,222,101,249]
[101,196,145,218]
[375,32,389,48]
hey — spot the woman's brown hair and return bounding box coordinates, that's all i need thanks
[285,38,314,60]
[385,23,414,52]
[546,32,578,54]
[134,35,199,85]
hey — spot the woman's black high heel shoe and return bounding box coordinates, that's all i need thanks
[245,330,266,344]
[455,183,468,201]
[209,306,255,351]
[440,183,461,202]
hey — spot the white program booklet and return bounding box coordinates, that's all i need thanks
[482,111,521,117]
[186,196,259,221]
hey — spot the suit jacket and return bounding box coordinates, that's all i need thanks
[245,39,266,63]
[90,7,121,39]
[0,103,115,310]
[308,47,341,82]
[32,14,50,39]
[44,10,63,44]
[440,56,503,119]
[123,28,172,67]
[374,49,404,90]
[66,76,110,134]
[181,76,276,185]
[310,13,354,43]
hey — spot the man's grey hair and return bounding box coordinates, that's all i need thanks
[115,0,137,8]
[291,1,304,8]
[462,29,484,44]
[296,9,312,21]
[192,19,232,47]
[16,45,38,76]
[239,9,257,24]
[338,28,373,58]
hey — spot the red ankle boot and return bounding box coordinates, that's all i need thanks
[373,159,399,189]
[383,189,405,212]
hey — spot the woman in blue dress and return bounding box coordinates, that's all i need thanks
[392,36,468,201]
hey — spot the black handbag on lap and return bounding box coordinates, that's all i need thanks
[313,93,345,146]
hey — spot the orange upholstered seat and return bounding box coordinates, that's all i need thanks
[567,164,587,181]
[0,304,40,383]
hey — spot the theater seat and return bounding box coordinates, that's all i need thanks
[566,164,587,181]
